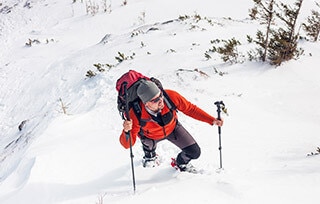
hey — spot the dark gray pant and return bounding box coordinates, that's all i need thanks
[140,122,201,165]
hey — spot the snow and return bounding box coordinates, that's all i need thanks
[1,0,320,203]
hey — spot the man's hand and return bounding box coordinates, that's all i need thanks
[213,118,223,127]
[123,119,133,133]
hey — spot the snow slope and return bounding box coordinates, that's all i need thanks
[0,0,320,203]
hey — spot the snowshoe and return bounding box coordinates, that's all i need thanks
[142,155,160,168]
[171,158,198,174]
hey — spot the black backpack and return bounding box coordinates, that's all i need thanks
[116,70,176,126]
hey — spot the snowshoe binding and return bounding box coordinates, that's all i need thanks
[142,155,160,168]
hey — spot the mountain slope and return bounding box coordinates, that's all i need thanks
[1,0,320,204]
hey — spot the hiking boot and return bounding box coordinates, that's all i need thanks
[142,155,160,168]
[171,158,198,173]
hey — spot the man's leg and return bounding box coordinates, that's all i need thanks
[140,135,157,158]
[140,136,160,167]
[167,122,201,166]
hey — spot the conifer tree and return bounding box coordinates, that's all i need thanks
[268,0,303,66]
[302,2,320,42]
[249,0,275,62]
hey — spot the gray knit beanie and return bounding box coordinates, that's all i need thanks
[137,80,160,103]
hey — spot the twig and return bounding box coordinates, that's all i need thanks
[59,98,68,114]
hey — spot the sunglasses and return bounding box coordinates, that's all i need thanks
[149,92,163,103]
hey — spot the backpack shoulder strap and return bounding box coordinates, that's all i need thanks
[162,90,176,111]
[131,100,147,127]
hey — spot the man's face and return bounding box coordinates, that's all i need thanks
[145,92,164,112]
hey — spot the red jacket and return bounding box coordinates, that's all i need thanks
[119,89,216,149]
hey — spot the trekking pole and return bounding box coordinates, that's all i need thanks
[123,82,136,193]
[214,101,225,169]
